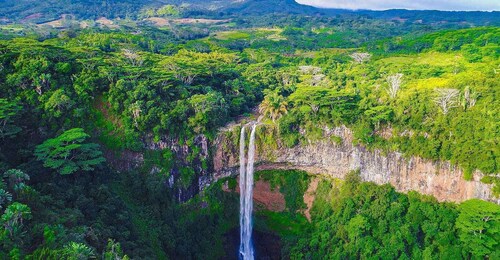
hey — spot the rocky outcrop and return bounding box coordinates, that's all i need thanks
[223,179,286,212]
[145,134,211,202]
[212,125,499,204]
[107,134,211,202]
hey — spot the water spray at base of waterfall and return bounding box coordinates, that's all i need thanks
[239,124,257,260]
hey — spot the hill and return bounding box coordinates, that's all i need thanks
[1,0,499,26]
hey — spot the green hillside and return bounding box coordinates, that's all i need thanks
[0,2,498,259]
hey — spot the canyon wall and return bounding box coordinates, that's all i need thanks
[104,134,210,202]
[211,125,499,204]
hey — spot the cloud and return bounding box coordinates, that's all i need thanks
[295,0,500,11]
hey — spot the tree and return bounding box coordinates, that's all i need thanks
[122,49,144,67]
[386,73,403,99]
[157,5,180,17]
[103,239,129,260]
[347,215,369,241]
[1,202,31,238]
[456,199,500,258]
[44,89,74,118]
[62,242,95,260]
[459,86,479,111]
[0,99,22,138]
[3,169,29,192]
[129,101,142,128]
[364,105,394,129]
[434,88,459,115]
[259,91,288,122]
[0,189,12,210]
[34,128,105,175]
[350,52,371,63]
[188,92,228,133]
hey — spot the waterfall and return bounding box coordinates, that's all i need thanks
[239,126,247,258]
[239,124,257,260]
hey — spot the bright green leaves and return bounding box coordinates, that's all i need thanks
[457,199,500,258]
[34,128,105,175]
[288,86,360,125]
[156,5,181,17]
[103,239,129,260]
[160,49,238,86]
[1,202,32,238]
[364,105,394,127]
[61,242,96,259]
[290,173,490,259]
[259,90,288,123]
[43,89,74,118]
[347,215,370,241]
[188,92,228,134]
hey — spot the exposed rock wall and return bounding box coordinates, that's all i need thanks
[106,134,211,202]
[212,125,499,204]
[145,134,210,202]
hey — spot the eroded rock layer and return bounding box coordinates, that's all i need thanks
[212,125,499,204]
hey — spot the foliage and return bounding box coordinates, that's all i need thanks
[34,128,105,175]
[0,10,498,259]
[267,27,499,179]
[103,239,129,260]
[62,242,96,260]
[456,199,500,258]
[259,90,288,122]
[3,169,30,192]
[1,202,32,243]
[256,170,310,214]
[289,172,497,259]
[0,98,22,138]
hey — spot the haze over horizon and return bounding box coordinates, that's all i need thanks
[296,0,500,11]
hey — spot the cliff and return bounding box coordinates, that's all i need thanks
[212,125,499,204]
[104,134,211,202]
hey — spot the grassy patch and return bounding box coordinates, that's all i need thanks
[213,31,251,40]
[254,210,309,237]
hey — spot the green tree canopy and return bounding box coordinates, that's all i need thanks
[1,202,31,239]
[34,128,105,175]
[456,199,500,258]
[0,99,22,138]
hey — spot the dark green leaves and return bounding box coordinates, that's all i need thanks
[0,98,22,138]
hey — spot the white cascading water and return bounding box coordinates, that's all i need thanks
[239,124,257,259]
[239,126,248,258]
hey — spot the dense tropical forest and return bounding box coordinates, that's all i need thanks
[0,0,499,259]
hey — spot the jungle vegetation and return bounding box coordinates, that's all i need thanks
[0,2,498,258]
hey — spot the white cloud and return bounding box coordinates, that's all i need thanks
[295,0,500,11]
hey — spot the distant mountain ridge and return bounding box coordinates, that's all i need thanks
[223,0,319,15]
[0,0,499,25]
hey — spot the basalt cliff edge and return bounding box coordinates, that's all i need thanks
[211,125,499,204]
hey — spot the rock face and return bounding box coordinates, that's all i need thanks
[223,179,286,212]
[145,134,211,202]
[107,134,211,202]
[213,125,499,204]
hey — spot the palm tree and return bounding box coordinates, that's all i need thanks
[259,92,288,122]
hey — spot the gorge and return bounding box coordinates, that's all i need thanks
[212,124,499,204]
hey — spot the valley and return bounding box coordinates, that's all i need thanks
[0,0,498,259]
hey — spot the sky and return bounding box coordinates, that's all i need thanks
[295,0,500,11]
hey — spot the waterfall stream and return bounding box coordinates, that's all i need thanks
[239,124,257,259]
